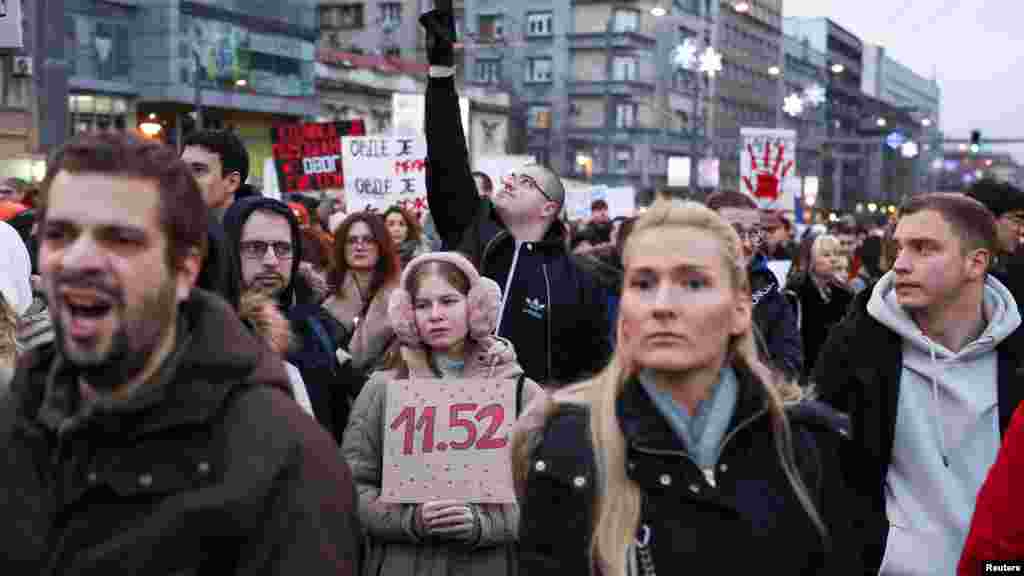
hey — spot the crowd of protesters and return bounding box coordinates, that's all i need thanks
[2,6,1024,575]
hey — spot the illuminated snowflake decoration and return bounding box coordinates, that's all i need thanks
[698,46,723,77]
[671,39,699,71]
[803,83,826,107]
[783,93,805,117]
[901,141,920,159]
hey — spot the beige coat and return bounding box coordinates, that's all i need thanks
[342,336,545,576]
[322,274,396,371]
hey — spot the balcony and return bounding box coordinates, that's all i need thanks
[568,79,656,96]
[569,30,656,51]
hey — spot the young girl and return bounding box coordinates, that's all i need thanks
[513,199,857,575]
[342,252,543,576]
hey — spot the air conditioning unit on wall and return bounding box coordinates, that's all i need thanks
[13,57,33,77]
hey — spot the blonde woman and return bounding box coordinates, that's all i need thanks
[512,200,858,575]
[343,252,543,576]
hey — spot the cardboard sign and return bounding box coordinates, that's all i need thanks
[740,127,798,210]
[341,135,429,218]
[381,378,517,504]
[270,120,366,194]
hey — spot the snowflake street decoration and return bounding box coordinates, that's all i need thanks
[698,46,723,77]
[672,39,698,71]
[783,93,805,117]
[803,83,826,107]
[901,141,920,159]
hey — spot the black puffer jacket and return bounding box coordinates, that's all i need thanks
[425,75,612,386]
[750,258,803,380]
[0,290,361,574]
[518,367,860,575]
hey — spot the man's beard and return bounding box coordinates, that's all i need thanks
[52,278,179,392]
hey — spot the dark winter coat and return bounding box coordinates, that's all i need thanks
[750,257,803,380]
[197,220,240,309]
[813,288,1024,574]
[787,273,853,383]
[518,366,860,575]
[425,75,611,387]
[223,197,361,441]
[0,289,361,574]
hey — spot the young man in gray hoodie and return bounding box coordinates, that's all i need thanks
[814,192,1024,575]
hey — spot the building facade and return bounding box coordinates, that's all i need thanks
[779,33,828,194]
[0,0,34,178]
[461,0,712,202]
[714,0,784,192]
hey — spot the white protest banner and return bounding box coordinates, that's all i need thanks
[392,93,470,144]
[740,127,797,210]
[0,0,23,50]
[341,135,429,218]
[381,378,517,504]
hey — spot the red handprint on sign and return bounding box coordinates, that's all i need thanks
[742,141,794,201]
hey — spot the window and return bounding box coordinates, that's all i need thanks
[615,103,637,128]
[612,56,637,81]
[527,105,552,129]
[615,149,634,173]
[340,4,365,29]
[475,59,501,83]
[478,15,504,42]
[612,9,639,33]
[527,12,553,37]
[380,3,401,29]
[526,58,552,82]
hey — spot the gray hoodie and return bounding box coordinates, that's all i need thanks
[867,271,1021,575]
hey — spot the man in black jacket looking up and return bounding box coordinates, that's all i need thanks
[420,6,611,388]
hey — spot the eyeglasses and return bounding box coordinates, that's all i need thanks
[732,225,765,245]
[346,234,378,247]
[507,172,552,203]
[239,240,294,260]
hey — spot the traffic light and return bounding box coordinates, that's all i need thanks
[970,130,981,155]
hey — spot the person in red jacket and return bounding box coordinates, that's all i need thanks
[959,403,1024,575]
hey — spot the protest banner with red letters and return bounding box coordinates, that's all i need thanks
[381,378,516,504]
[270,120,366,194]
[341,135,429,218]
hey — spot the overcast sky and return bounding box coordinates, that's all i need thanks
[784,0,1024,161]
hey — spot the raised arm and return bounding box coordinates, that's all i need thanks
[421,8,483,252]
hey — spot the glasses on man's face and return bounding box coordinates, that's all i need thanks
[346,234,378,247]
[506,172,552,202]
[240,240,294,260]
[732,225,765,245]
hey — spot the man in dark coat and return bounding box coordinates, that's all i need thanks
[0,133,361,574]
[707,191,803,380]
[420,7,611,387]
[223,196,359,441]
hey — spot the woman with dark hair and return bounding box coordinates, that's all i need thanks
[785,233,854,383]
[323,212,402,371]
[383,205,430,268]
[849,235,886,294]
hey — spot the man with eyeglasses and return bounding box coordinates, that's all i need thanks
[967,179,1024,305]
[707,191,803,381]
[223,197,353,442]
[419,6,612,387]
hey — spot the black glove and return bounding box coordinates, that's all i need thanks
[419,9,456,67]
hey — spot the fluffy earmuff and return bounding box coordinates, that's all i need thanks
[387,252,502,348]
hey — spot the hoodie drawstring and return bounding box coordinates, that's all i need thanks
[928,342,950,468]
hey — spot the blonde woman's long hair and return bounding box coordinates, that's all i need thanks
[513,199,824,576]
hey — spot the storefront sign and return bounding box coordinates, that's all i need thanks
[381,378,517,504]
[341,135,429,217]
[0,0,23,50]
[271,120,366,194]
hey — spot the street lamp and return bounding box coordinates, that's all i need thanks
[830,63,845,74]
[876,117,887,128]
[768,65,781,76]
[236,79,248,87]
[650,5,667,17]
[921,118,932,127]
[733,2,751,13]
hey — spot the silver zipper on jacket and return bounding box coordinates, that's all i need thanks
[630,408,768,487]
